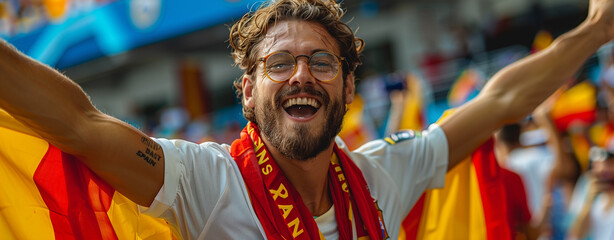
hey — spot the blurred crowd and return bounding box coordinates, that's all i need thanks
[478,44,614,239]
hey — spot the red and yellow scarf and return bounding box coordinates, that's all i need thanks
[230,123,387,239]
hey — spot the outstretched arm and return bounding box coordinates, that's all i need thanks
[441,0,614,170]
[0,39,163,206]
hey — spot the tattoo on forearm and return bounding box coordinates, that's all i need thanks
[136,137,162,167]
[141,137,161,151]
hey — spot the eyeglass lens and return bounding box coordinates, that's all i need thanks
[265,52,340,82]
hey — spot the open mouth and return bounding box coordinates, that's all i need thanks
[282,97,321,119]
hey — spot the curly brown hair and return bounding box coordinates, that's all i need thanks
[229,0,364,122]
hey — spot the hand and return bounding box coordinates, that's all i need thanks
[406,74,421,95]
[389,90,405,106]
[585,0,614,43]
[586,174,608,201]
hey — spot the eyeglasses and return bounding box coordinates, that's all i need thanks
[259,51,345,83]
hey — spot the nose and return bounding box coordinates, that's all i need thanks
[288,59,316,86]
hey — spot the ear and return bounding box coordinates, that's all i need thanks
[344,72,355,104]
[243,74,256,108]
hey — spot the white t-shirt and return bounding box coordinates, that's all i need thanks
[589,194,614,240]
[142,125,449,240]
[504,146,554,214]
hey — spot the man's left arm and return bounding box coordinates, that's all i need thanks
[440,0,614,170]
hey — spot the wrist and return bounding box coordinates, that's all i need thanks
[579,18,613,47]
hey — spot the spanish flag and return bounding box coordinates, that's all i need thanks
[400,139,510,240]
[399,111,510,240]
[550,81,597,171]
[550,81,596,132]
[0,109,174,239]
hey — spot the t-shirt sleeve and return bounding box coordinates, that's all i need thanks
[350,124,449,214]
[139,138,239,237]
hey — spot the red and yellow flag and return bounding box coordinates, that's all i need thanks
[0,109,174,239]
[550,81,597,171]
[550,81,596,132]
[400,139,510,240]
[399,110,510,240]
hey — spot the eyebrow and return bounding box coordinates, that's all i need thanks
[267,49,331,55]
[311,49,329,54]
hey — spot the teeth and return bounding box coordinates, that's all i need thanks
[283,97,321,108]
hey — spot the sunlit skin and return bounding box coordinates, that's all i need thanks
[241,20,355,216]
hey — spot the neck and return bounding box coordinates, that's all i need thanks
[262,137,335,216]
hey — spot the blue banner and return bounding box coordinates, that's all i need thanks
[2,0,263,69]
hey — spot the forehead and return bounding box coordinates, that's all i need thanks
[258,20,340,56]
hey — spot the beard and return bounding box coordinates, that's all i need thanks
[254,85,346,161]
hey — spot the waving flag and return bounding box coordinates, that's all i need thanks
[550,81,596,132]
[447,68,484,107]
[0,109,174,239]
[399,111,510,240]
[549,81,597,171]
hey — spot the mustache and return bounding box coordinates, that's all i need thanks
[274,85,330,109]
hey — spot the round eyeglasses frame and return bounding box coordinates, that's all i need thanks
[258,51,345,83]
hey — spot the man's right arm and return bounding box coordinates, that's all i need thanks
[0,39,163,206]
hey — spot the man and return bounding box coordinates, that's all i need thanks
[1,0,613,239]
[494,124,550,240]
[568,145,614,240]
